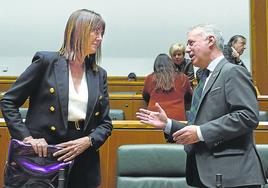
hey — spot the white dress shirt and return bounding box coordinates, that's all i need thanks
[68,67,88,121]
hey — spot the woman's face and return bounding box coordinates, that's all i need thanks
[171,50,185,65]
[84,28,103,55]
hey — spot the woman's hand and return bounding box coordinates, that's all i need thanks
[53,137,92,162]
[23,136,48,157]
[136,103,168,129]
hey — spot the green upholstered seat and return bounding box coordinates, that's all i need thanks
[116,144,193,188]
[19,108,28,119]
[259,111,268,121]
[109,109,125,120]
[256,145,268,187]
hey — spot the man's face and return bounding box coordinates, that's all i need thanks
[232,37,246,55]
[186,29,211,68]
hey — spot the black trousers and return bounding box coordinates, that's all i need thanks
[65,128,100,188]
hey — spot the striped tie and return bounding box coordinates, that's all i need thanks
[187,69,210,125]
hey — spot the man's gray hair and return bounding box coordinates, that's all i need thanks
[189,24,224,51]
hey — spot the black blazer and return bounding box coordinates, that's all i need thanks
[0,51,113,148]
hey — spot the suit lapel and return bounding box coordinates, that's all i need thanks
[54,55,69,129]
[84,68,99,130]
[196,59,227,113]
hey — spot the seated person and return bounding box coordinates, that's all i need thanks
[143,54,193,121]
[127,72,137,81]
[169,43,195,87]
[223,35,247,69]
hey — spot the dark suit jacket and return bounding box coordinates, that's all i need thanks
[223,45,247,69]
[0,51,113,186]
[174,58,195,85]
[166,58,266,187]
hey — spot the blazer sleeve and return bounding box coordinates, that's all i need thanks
[200,65,259,149]
[88,69,113,149]
[0,52,47,140]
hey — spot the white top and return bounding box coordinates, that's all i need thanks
[68,67,88,121]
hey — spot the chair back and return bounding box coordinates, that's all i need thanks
[116,144,193,188]
[256,144,268,186]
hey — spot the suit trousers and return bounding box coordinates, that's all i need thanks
[187,154,262,188]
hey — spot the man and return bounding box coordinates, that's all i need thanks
[223,35,247,68]
[136,24,266,187]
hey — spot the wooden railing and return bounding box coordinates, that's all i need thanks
[0,120,268,188]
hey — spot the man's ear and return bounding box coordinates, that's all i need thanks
[207,35,216,47]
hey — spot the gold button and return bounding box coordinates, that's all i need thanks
[50,126,56,131]
[49,88,55,94]
[95,112,100,116]
[50,106,55,112]
[99,95,103,100]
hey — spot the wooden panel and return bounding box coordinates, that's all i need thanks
[258,95,268,111]
[0,127,10,187]
[109,99,133,120]
[132,99,146,120]
[254,131,268,144]
[251,0,268,94]
[0,121,268,188]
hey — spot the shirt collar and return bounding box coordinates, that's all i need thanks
[207,55,224,73]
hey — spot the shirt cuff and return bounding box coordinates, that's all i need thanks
[196,126,204,141]
[164,118,172,134]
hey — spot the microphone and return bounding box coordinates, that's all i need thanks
[58,168,65,188]
[216,174,223,188]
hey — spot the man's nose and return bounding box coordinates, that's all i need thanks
[185,46,191,53]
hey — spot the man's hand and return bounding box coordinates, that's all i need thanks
[53,137,92,162]
[23,136,48,157]
[136,103,168,129]
[172,125,200,144]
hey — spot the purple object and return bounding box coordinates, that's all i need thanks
[4,139,73,188]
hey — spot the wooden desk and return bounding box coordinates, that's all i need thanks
[258,95,268,111]
[109,93,146,120]
[1,120,268,188]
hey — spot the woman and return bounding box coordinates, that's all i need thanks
[142,54,192,121]
[169,43,195,87]
[0,9,112,188]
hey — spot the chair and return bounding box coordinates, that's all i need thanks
[19,107,28,119]
[256,144,268,187]
[116,144,193,188]
[259,111,268,121]
[109,109,125,120]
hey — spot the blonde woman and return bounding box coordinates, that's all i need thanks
[169,43,195,86]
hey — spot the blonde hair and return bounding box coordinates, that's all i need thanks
[169,43,186,57]
[59,9,105,70]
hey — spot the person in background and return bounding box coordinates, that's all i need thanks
[169,43,195,87]
[127,72,137,81]
[142,53,192,121]
[223,35,247,69]
[137,24,266,187]
[0,9,112,188]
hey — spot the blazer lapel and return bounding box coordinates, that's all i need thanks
[54,55,69,129]
[196,59,227,113]
[84,68,99,130]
